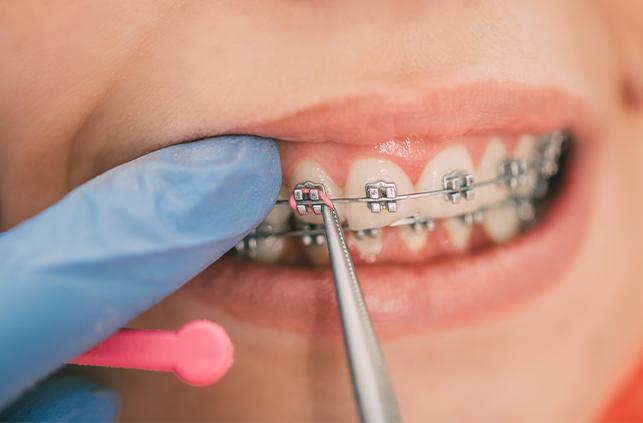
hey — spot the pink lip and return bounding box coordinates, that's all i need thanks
[185,81,598,336]
[232,81,595,146]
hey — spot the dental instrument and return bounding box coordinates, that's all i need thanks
[291,183,402,423]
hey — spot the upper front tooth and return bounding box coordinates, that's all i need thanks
[253,235,285,264]
[416,145,478,218]
[344,158,417,230]
[289,160,344,224]
[399,225,428,252]
[477,137,509,206]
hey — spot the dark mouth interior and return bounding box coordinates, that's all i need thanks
[534,136,570,218]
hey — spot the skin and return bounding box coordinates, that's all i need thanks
[2,1,643,421]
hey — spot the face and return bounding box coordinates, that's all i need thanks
[2,1,643,421]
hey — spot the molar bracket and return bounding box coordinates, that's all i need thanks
[443,170,475,203]
[365,181,398,213]
[498,158,528,190]
[537,131,565,178]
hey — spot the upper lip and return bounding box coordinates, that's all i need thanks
[181,79,597,336]
[231,80,595,146]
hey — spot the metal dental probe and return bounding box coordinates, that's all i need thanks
[321,202,402,423]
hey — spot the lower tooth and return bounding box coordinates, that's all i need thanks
[303,243,330,267]
[399,225,428,252]
[348,230,383,263]
[443,217,472,251]
[483,204,520,243]
[253,236,286,264]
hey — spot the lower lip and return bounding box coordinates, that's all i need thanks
[187,137,595,337]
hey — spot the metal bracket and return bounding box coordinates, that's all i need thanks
[498,158,528,190]
[292,181,327,215]
[365,181,398,213]
[443,170,475,203]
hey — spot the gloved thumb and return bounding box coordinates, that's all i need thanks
[0,135,281,406]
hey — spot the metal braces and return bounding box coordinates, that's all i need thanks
[237,195,538,256]
[235,131,567,255]
[277,131,565,211]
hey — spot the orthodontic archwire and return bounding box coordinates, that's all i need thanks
[237,130,567,254]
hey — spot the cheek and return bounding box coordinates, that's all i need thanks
[0,3,173,228]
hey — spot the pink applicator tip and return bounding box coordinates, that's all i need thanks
[69,320,234,386]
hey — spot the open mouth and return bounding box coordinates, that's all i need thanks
[236,131,567,267]
[187,83,596,336]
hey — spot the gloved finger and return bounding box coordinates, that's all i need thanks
[0,378,119,423]
[0,136,281,406]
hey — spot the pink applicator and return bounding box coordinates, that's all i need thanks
[68,320,233,386]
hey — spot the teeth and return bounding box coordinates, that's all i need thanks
[483,203,520,243]
[266,187,292,227]
[253,235,285,264]
[399,225,429,252]
[443,217,472,251]
[289,160,344,224]
[477,137,509,206]
[254,131,554,263]
[303,243,330,267]
[344,159,417,230]
[347,230,383,263]
[416,145,478,218]
[512,134,538,195]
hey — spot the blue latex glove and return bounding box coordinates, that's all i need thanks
[0,136,281,418]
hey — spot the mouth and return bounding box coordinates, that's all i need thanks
[187,81,596,336]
